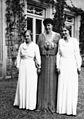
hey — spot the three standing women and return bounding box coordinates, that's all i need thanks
[13,30,41,110]
[14,19,81,116]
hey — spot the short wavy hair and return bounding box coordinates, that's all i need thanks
[43,18,53,26]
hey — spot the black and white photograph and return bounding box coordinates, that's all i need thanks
[0,0,84,119]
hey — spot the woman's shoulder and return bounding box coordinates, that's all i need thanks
[54,31,60,36]
[38,33,44,38]
[37,33,45,45]
[19,42,25,48]
[53,31,60,37]
[31,42,39,48]
[53,31,60,43]
[59,38,64,45]
[53,31,61,40]
[70,37,79,44]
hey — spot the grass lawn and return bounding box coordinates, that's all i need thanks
[0,68,84,119]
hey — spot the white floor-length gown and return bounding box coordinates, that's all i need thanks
[13,42,41,110]
[56,38,81,115]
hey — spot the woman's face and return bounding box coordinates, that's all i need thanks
[25,31,31,43]
[45,23,53,33]
[62,27,69,39]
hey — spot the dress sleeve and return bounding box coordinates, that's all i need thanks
[74,39,82,70]
[56,41,61,69]
[34,44,41,68]
[16,45,21,69]
[53,33,61,44]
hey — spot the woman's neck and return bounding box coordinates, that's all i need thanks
[64,35,70,42]
[25,41,32,45]
[45,30,53,35]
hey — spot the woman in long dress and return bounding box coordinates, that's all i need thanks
[56,26,82,115]
[37,18,60,113]
[13,30,41,110]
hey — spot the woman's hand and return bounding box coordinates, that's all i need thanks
[77,68,81,74]
[37,68,41,74]
[57,68,60,74]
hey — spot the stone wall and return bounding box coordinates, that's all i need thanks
[0,0,3,78]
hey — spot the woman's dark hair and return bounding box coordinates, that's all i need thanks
[61,24,71,37]
[43,18,53,26]
[62,24,71,35]
[63,25,70,31]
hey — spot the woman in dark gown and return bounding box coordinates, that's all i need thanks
[37,18,60,113]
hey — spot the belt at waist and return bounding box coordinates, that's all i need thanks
[21,56,33,59]
[41,53,56,56]
[41,49,57,56]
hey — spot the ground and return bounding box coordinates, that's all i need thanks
[0,68,84,119]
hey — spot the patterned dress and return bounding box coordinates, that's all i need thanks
[37,31,60,113]
[13,42,41,110]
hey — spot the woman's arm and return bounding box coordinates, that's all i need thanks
[34,44,41,73]
[15,45,21,70]
[74,39,82,73]
[56,40,61,73]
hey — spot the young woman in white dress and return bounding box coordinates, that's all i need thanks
[56,26,82,115]
[13,30,41,110]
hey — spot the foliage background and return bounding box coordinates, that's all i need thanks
[53,0,66,34]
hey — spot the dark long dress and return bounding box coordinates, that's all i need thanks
[37,31,60,113]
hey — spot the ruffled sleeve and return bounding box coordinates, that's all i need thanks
[16,44,21,69]
[53,32,61,44]
[56,40,61,69]
[74,38,82,70]
[34,44,41,69]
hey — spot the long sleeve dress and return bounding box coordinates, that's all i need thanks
[37,31,60,113]
[56,38,82,115]
[13,42,41,110]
